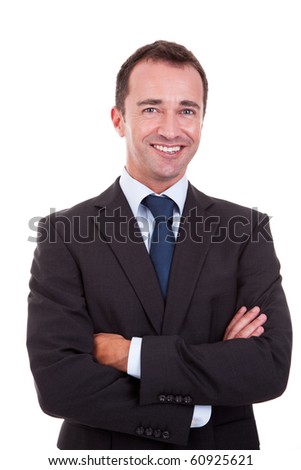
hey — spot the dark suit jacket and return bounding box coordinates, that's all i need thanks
[27,179,292,450]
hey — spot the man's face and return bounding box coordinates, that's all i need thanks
[112,60,204,191]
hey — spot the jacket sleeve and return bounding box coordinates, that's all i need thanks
[27,217,193,446]
[139,214,292,408]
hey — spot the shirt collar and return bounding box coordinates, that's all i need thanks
[119,167,188,218]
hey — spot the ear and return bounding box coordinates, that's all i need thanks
[111,107,125,137]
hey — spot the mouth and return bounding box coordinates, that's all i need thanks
[151,144,183,156]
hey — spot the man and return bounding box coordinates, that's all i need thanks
[27,40,292,450]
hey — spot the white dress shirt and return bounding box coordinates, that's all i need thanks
[119,168,212,428]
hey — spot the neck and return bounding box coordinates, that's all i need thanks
[125,168,184,194]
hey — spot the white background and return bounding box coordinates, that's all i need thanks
[1,0,300,467]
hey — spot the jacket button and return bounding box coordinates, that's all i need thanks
[184,395,193,404]
[162,430,170,440]
[135,426,145,436]
[158,394,166,403]
[145,427,153,437]
[166,394,174,403]
[153,429,161,438]
[175,395,183,403]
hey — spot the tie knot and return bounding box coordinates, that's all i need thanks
[142,195,175,219]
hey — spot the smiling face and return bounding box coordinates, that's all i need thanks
[112,60,204,193]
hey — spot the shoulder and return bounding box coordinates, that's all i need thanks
[36,179,123,242]
[189,183,266,221]
[188,184,272,243]
[43,178,121,221]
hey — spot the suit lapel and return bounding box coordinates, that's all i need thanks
[94,179,164,334]
[162,183,219,334]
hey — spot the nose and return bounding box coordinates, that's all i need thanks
[157,111,180,140]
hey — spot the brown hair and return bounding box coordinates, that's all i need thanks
[115,40,208,117]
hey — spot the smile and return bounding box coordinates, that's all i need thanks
[152,145,182,154]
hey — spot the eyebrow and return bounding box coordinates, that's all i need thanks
[136,99,163,106]
[136,99,201,110]
[180,100,201,110]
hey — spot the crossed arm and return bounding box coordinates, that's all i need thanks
[93,305,267,373]
[27,212,292,446]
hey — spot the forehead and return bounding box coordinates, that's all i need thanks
[127,60,203,103]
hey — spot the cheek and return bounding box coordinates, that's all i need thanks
[187,122,202,142]
[182,118,201,134]
[126,114,150,133]
[178,115,202,136]
[132,118,158,141]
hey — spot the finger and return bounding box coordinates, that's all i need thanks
[224,306,261,340]
[94,333,123,340]
[224,306,248,334]
[236,313,267,339]
[247,325,265,338]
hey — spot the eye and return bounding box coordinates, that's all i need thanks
[143,107,157,113]
[180,109,195,115]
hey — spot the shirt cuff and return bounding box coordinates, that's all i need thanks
[127,337,142,379]
[127,337,211,428]
[191,405,212,428]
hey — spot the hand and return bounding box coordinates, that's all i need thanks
[93,333,131,373]
[223,306,267,341]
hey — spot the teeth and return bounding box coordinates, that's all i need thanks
[154,145,181,153]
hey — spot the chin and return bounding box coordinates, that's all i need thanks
[157,165,183,180]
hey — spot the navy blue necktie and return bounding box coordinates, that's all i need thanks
[142,195,176,299]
